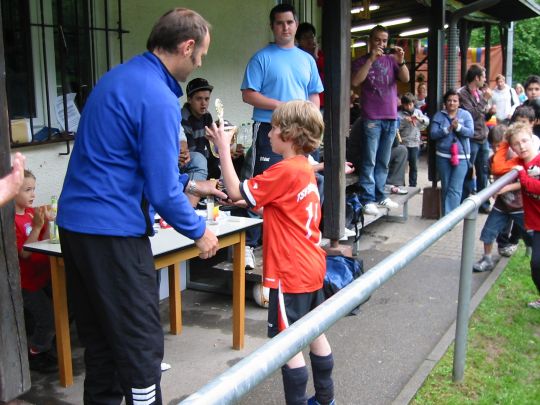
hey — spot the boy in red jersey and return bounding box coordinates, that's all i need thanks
[207,100,334,405]
[14,170,57,372]
[493,123,540,308]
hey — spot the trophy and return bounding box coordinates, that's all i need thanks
[208,98,237,158]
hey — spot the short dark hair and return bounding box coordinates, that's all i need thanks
[369,25,388,39]
[295,22,316,41]
[488,124,507,146]
[524,75,540,91]
[401,93,416,105]
[465,64,485,84]
[511,105,535,123]
[146,8,211,53]
[443,89,459,103]
[269,4,298,26]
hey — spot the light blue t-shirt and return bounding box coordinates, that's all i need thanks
[241,44,323,123]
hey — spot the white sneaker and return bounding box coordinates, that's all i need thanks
[377,198,399,209]
[245,246,255,270]
[363,203,379,216]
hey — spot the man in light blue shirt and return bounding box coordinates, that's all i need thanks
[240,3,323,266]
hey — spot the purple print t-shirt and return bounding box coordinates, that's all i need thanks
[352,54,399,120]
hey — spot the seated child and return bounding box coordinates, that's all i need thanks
[398,93,429,187]
[15,170,57,373]
[207,100,335,405]
[492,123,540,309]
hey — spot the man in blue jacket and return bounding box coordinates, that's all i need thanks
[57,8,224,404]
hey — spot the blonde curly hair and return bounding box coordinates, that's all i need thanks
[271,100,324,154]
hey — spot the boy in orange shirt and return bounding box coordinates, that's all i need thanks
[207,100,334,405]
[14,170,57,372]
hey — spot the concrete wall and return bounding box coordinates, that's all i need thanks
[23,0,277,205]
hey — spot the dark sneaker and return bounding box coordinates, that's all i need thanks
[473,256,494,272]
[498,244,518,257]
[29,351,59,373]
[308,396,335,405]
[527,299,540,309]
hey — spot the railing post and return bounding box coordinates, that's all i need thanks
[453,202,477,381]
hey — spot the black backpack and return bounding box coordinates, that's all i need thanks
[324,254,369,315]
[345,192,364,243]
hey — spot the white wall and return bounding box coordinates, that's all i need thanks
[22,0,278,204]
[123,0,277,123]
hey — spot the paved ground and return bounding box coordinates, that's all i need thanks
[15,155,510,405]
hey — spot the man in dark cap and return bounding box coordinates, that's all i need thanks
[180,78,219,205]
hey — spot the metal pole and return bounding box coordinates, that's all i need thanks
[181,171,518,404]
[453,201,478,381]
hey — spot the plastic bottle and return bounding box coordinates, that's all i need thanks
[241,123,249,146]
[242,122,253,149]
[49,195,60,243]
[450,141,459,166]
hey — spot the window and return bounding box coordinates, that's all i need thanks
[1,0,126,148]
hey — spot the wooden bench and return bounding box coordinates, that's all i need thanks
[210,180,420,284]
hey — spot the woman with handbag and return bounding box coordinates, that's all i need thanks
[430,89,475,215]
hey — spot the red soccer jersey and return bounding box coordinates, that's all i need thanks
[517,153,540,231]
[241,155,326,293]
[15,208,51,291]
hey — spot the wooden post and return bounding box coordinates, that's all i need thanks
[0,7,32,401]
[321,0,350,248]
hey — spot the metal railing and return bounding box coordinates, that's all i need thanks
[180,169,519,404]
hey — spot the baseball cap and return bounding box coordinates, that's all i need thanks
[186,78,214,97]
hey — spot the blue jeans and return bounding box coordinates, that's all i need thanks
[462,141,490,209]
[357,119,397,204]
[437,156,468,216]
[180,151,208,181]
[480,209,526,244]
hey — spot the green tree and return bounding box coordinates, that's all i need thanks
[468,16,540,85]
[512,17,540,84]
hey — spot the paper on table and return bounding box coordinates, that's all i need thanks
[56,93,80,133]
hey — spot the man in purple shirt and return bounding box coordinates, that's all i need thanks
[351,25,409,215]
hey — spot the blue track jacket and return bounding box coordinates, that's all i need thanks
[57,52,205,240]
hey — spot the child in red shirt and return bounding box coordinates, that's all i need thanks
[496,124,540,308]
[207,100,334,405]
[15,170,57,373]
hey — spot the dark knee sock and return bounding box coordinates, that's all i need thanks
[281,364,308,405]
[310,352,334,405]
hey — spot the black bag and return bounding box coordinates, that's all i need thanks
[421,186,442,219]
[345,192,364,243]
[324,255,369,315]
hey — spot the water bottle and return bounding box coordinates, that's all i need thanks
[49,195,60,243]
[242,122,253,149]
[450,141,459,167]
[243,123,250,147]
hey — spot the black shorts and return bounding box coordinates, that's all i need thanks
[267,287,325,338]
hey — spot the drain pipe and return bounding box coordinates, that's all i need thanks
[447,0,500,90]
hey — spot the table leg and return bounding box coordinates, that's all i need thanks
[232,231,246,349]
[50,257,73,387]
[168,263,182,334]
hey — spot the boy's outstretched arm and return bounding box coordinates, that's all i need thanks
[517,165,540,195]
[491,141,520,176]
[205,123,243,201]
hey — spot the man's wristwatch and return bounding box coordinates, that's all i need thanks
[398,60,406,67]
[187,180,198,195]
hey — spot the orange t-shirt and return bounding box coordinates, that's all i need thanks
[241,155,326,293]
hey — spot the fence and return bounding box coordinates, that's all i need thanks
[180,169,519,404]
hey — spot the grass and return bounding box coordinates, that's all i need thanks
[412,245,540,405]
